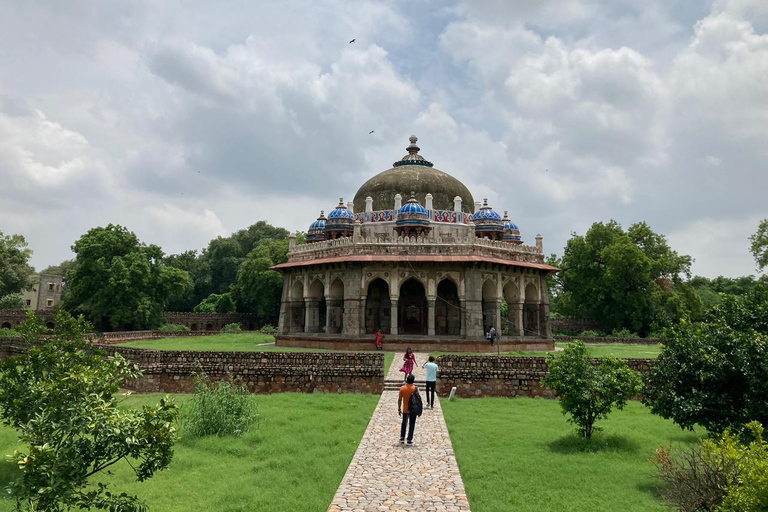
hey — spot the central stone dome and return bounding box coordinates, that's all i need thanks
[353,136,475,214]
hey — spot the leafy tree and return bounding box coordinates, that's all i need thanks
[0,293,24,310]
[750,219,768,273]
[0,230,35,297]
[163,250,206,311]
[644,320,768,434]
[0,311,178,511]
[62,224,192,330]
[706,284,768,335]
[543,341,643,438]
[216,293,236,313]
[233,239,290,325]
[40,259,76,277]
[557,221,699,335]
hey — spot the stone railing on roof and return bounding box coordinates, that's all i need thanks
[289,234,544,264]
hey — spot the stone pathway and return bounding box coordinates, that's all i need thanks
[328,353,471,512]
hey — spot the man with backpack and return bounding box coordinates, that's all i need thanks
[398,374,422,445]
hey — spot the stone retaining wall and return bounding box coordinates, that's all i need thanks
[435,355,653,399]
[554,336,663,345]
[276,334,553,353]
[98,330,262,344]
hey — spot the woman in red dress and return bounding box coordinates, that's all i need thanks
[399,347,416,381]
[374,330,384,350]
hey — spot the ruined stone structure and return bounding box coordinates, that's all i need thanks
[21,274,63,310]
[274,136,559,350]
[0,309,56,330]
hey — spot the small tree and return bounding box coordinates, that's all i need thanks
[543,341,642,438]
[0,311,178,511]
[0,292,25,310]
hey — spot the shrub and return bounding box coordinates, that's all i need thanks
[183,374,257,437]
[221,323,241,333]
[578,330,603,338]
[0,293,24,310]
[158,323,190,332]
[259,324,276,333]
[543,341,643,438]
[652,422,768,512]
[611,328,639,339]
[0,328,18,338]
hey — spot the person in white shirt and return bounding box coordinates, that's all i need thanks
[422,356,439,409]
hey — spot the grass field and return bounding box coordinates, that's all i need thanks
[0,392,379,512]
[434,342,662,359]
[442,397,700,512]
[116,335,396,374]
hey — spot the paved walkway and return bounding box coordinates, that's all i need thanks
[328,353,471,512]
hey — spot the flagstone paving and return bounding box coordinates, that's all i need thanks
[328,353,471,512]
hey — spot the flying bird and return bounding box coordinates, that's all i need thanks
[545,169,549,172]
[349,38,356,44]
[369,130,374,134]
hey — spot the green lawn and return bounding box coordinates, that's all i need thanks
[0,392,379,512]
[434,342,662,359]
[442,397,700,512]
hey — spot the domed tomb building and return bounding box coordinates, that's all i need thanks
[273,136,558,351]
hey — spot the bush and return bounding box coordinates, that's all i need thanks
[0,328,18,338]
[543,341,643,438]
[610,328,639,339]
[221,323,241,333]
[0,293,24,310]
[258,324,276,333]
[653,422,768,512]
[183,374,257,437]
[578,330,603,338]
[158,323,191,332]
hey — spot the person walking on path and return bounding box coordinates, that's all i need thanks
[399,347,416,381]
[489,326,496,344]
[374,329,384,350]
[398,374,418,445]
[422,356,438,409]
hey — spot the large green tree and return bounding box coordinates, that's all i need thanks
[0,230,35,297]
[63,224,192,330]
[233,239,290,325]
[750,219,768,272]
[557,221,699,335]
[0,311,178,511]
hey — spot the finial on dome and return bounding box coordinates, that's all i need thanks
[407,135,420,154]
[483,198,489,207]
[338,198,344,206]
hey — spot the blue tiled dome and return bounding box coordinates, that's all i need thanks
[502,210,522,243]
[473,199,504,234]
[396,195,430,228]
[307,211,327,243]
[325,198,355,237]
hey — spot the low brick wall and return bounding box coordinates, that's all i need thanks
[276,335,554,353]
[435,355,654,399]
[0,338,384,395]
[554,336,663,345]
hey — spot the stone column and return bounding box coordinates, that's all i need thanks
[325,296,333,333]
[341,297,362,336]
[390,299,399,336]
[304,298,315,333]
[516,302,524,337]
[427,299,436,336]
[459,299,467,337]
[495,299,502,338]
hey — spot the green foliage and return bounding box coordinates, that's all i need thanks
[183,374,257,438]
[259,324,276,333]
[653,422,768,512]
[215,292,236,313]
[233,239,290,325]
[0,293,24,310]
[0,328,18,338]
[545,253,563,313]
[611,328,639,339]
[63,224,192,330]
[543,341,643,438]
[578,330,603,338]
[193,292,237,313]
[644,321,768,434]
[557,221,700,336]
[221,322,241,333]
[750,219,768,272]
[0,311,178,511]
[706,284,768,335]
[157,323,191,333]
[0,231,35,297]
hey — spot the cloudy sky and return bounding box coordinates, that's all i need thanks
[1,0,766,278]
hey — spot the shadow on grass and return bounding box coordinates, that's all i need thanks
[0,459,20,491]
[548,433,642,454]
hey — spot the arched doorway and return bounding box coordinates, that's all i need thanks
[481,279,497,335]
[436,279,461,335]
[327,278,344,333]
[308,279,326,333]
[191,323,198,331]
[503,280,520,336]
[365,278,390,334]
[45,322,55,329]
[1,322,11,330]
[205,323,213,331]
[524,283,540,336]
[289,280,305,332]
[399,279,427,335]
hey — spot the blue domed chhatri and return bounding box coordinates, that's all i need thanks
[307,211,327,243]
[473,198,505,240]
[502,210,523,244]
[395,194,432,237]
[325,198,355,239]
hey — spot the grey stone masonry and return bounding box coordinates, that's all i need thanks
[328,354,471,512]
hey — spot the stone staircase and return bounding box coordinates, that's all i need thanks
[383,377,427,391]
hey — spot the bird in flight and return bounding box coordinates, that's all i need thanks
[349,38,356,44]
[369,130,374,134]
[545,169,549,172]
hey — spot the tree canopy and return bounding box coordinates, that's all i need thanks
[0,230,35,297]
[232,238,291,325]
[62,224,192,330]
[750,219,768,273]
[556,221,699,335]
